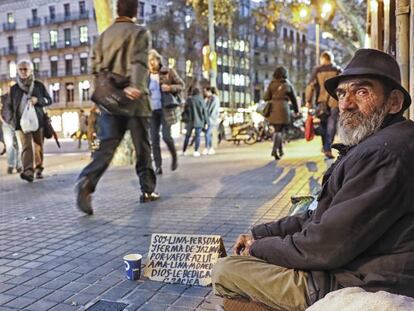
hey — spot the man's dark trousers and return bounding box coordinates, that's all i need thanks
[79,112,156,193]
[150,109,176,169]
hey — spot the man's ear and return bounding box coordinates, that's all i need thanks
[387,90,404,114]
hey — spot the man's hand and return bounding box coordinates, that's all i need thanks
[233,234,255,256]
[161,84,172,92]
[124,87,142,100]
[28,97,38,106]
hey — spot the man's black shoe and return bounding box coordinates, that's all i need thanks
[171,156,178,171]
[140,192,160,203]
[7,167,13,174]
[75,177,93,215]
[155,167,163,175]
[20,172,34,183]
[36,171,43,179]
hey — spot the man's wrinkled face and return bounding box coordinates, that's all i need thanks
[18,65,32,79]
[335,78,390,146]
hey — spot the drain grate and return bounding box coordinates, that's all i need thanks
[86,300,128,311]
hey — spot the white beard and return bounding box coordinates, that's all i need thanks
[338,105,389,146]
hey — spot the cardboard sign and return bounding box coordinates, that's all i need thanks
[144,233,226,286]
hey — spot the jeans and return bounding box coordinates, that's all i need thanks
[183,127,202,152]
[205,124,214,149]
[150,109,177,169]
[2,122,22,169]
[320,107,339,152]
[78,113,156,194]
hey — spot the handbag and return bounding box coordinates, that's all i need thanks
[305,114,315,141]
[91,71,134,116]
[263,102,272,118]
[161,92,181,108]
[43,113,54,139]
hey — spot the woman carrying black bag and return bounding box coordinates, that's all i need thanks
[148,49,185,175]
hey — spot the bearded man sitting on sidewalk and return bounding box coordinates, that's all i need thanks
[212,49,414,311]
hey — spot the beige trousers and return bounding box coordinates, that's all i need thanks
[212,256,309,311]
[18,128,44,177]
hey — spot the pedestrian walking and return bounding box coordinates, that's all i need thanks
[1,94,22,174]
[202,86,220,155]
[87,104,99,150]
[77,109,88,149]
[306,51,341,159]
[148,49,184,175]
[182,87,208,157]
[263,66,299,160]
[75,0,159,215]
[3,60,52,182]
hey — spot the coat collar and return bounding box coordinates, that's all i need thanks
[115,16,135,23]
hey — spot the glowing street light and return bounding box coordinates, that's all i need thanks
[320,2,333,20]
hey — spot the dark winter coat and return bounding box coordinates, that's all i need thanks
[184,94,208,128]
[249,114,414,304]
[4,80,52,130]
[92,17,152,117]
[263,78,298,125]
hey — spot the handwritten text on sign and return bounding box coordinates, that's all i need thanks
[144,234,225,286]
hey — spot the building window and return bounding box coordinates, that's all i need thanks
[7,13,14,24]
[8,36,14,49]
[32,9,38,20]
[283,28,287,39]
[50,59,58,77]
[51,83,60,103]
[8,61,16,78]
[64,3,71,18]
[32,33,40,50]
[79,80,90,101]
[65,58,73,76]
[33,58,40,76]
[151,5,156,15]
[49,6,56,20]
[138,1,145,18]
[169,33,175,46]
[50,30,58,48]
[185,60,192,77]
[79,1,86,14]
[66,83,74,103]
[64,28,71,46]
[80,56,88,74]
[79,26,88,44]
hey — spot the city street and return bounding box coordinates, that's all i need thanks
[0,137,329,311]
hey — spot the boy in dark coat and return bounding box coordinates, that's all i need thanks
[212,49,414,310]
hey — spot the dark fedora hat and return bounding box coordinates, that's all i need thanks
[325,48,411,110]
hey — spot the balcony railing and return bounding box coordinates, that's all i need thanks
[43,38,91,50]
[44,11,89,25]
[27,44,43,53]
[0,74,10,82]
[27,18,41,28]
[1,47,18,56]
[3,22,16,31]
[36,69,92,79]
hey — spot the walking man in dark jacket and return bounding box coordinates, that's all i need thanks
[3,60,52,182]
[212,49,414,310]
[75,0,159,215]
[306,51,341,159]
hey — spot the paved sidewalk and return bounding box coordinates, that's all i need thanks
[0,138,330,311]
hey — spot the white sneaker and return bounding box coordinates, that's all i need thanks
[180,151,186,156]
[193,151,201,157]
[202,149,209,155]
[208,148,216,155]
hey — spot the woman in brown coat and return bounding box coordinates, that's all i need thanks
[263,66,299,160]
